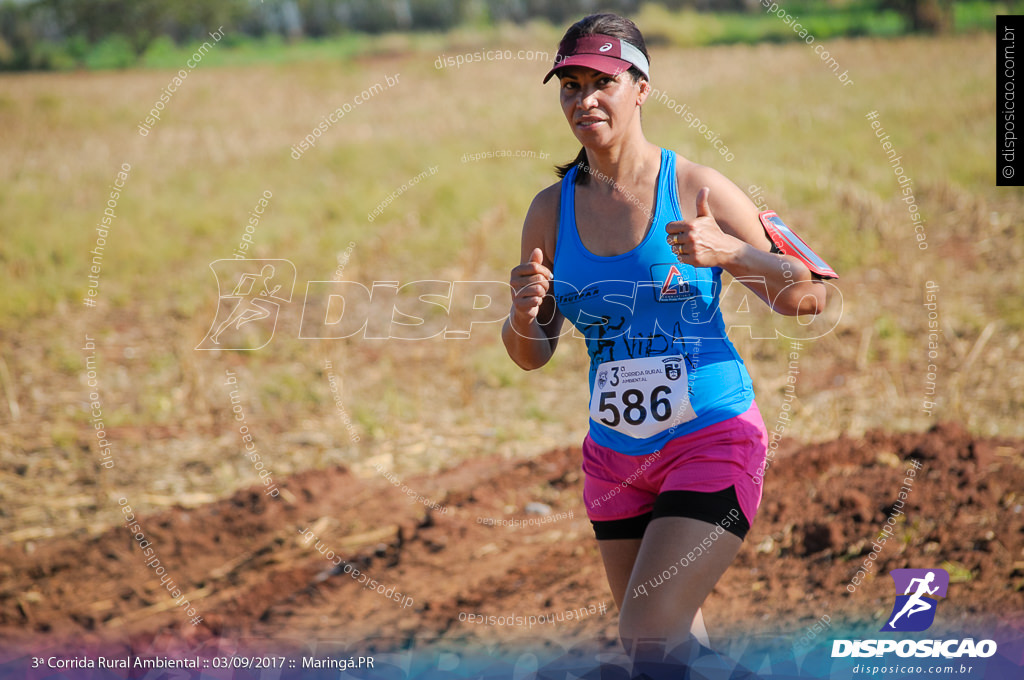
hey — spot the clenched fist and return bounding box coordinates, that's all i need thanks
[509,247,553,328]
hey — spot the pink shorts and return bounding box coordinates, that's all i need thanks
[582,401,768,532]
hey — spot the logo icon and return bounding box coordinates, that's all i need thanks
[197,259,296,350]
[597,369,608,389]
[880,568,949,632]
[653,263,694,302]
[662,357,682,381]
[599,42,613,52]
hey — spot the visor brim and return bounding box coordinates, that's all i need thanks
[542,54,634,83]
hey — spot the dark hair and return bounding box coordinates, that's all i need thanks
[552,13,650,185]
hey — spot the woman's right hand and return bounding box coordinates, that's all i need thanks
[509,247,553,330]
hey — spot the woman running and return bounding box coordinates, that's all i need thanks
[501,11,835,670]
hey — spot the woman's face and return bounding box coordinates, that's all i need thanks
[558,66,646,148]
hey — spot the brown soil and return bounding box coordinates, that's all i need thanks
[1,423,1022,657]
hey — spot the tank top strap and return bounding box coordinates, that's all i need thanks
[555,164,580,263]
[654,147,681,224]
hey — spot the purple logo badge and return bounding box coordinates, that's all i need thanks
[880,568,949,632]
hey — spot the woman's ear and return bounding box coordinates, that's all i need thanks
[636,78,651,106]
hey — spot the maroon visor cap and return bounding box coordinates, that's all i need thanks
[542,34,651,84]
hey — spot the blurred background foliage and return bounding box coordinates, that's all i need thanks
[0,0,1015,71]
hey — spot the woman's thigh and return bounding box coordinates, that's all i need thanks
[598,537,643,611]
[618,516,743,653]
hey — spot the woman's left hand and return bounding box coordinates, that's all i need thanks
[664,187,742,269]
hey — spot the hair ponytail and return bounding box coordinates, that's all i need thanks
[555,147,589,183]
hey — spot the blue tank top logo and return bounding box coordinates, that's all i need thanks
[551,148,754,455]
[653,263,695,302]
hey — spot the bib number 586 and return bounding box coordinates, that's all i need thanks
[597,385,673,427]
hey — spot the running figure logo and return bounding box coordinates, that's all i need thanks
[880,568,949,632]
[196,259,296,350]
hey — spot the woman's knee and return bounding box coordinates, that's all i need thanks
[618,591,698,643]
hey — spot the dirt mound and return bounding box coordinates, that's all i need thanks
[718,422,1024,637]
[1,423,1021,654]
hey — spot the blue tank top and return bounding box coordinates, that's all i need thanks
[552,148,754,455]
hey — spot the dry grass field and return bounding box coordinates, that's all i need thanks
[0,29,1021,662]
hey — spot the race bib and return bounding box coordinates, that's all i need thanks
[589,355,696,440]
